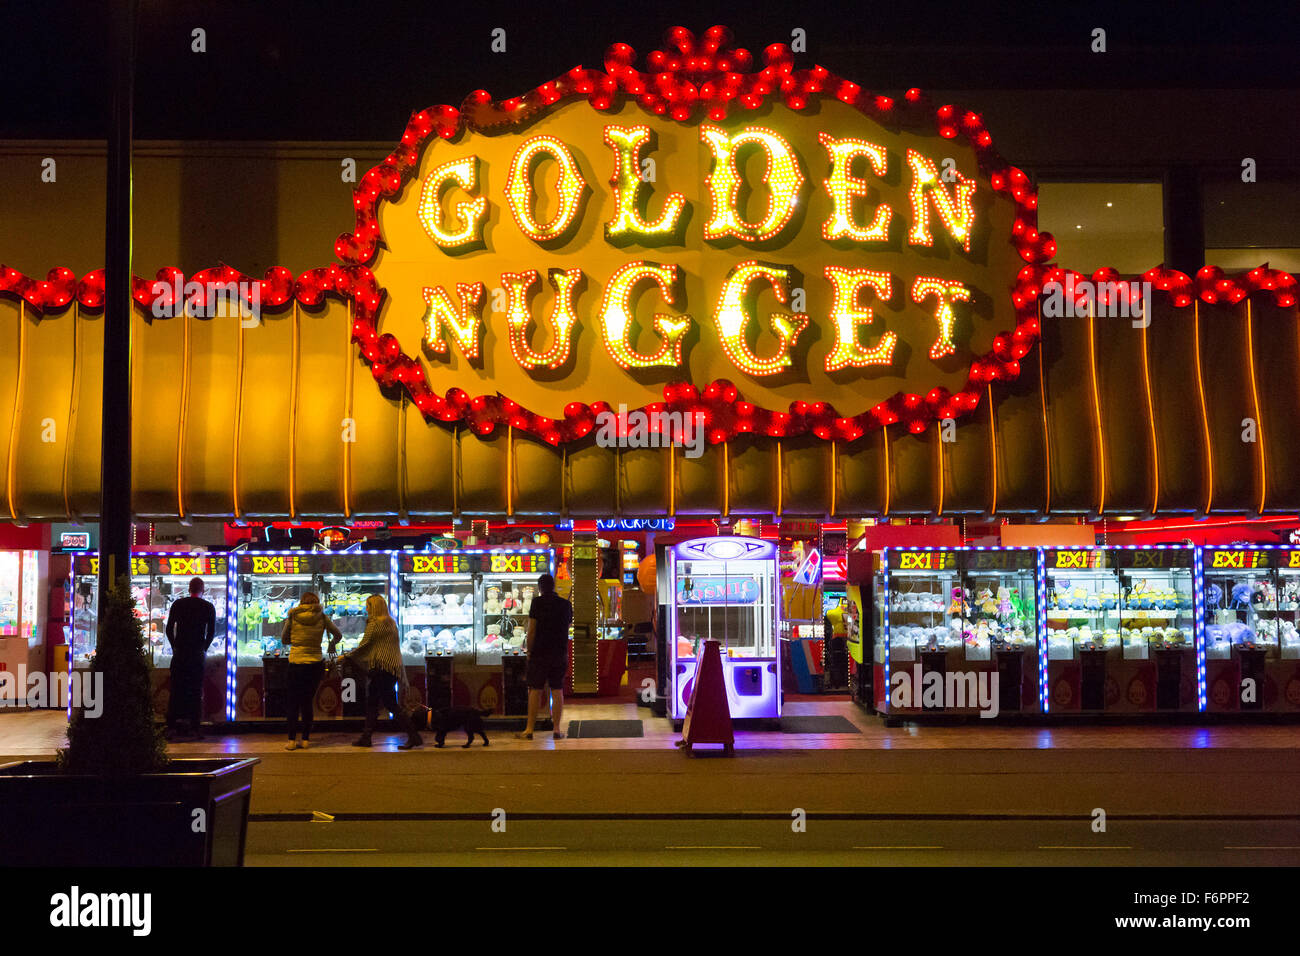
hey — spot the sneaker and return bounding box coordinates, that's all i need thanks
[284,740,300,751]
[351,734,373,747]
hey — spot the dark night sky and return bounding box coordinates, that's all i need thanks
[1,0,1296,140]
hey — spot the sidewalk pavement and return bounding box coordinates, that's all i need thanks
[5,701,1299,818]
[3,699,1298,757]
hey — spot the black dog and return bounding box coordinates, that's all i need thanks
[411,705,491,748]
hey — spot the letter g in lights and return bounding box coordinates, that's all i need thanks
[715,262,809,376]
[598,261,692,369]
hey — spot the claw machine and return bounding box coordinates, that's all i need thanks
[1043,546,1198,713]
[667,535,780,721]
[70,552,229,721]
[1273,548,1300,710]
[231,551,391,721]
[70,554,151,672]
[1202,546,1300,712]
[878,547,1039,718]
[397,549,476,713]
[396,546,554,714]
[479,547,554,714]
[0,547,44,706]
[152,553,231,722]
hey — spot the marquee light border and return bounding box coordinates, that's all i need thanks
[0,261,1295,446]
[337,23,1063,442]
[1,26,1297,447]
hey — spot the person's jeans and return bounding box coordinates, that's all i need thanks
[364,668,402,733]
[167,653,204,729]
[287,661,325,740]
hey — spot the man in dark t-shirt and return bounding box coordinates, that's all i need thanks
[165,576,217,739]
[516,573,572,741]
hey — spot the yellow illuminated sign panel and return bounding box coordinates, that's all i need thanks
[372,79,1022,424]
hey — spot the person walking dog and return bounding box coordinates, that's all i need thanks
[343,594,422,749]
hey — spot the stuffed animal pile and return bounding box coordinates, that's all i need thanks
[889,589,946,613]
[1049,583,1119,611]
[1049,578,1191,612]
[890,580,1033,662]
[403,625,473,657]
[403,589,475,625]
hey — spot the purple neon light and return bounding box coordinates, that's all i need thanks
[668,536,779,720]
[882,546,1041,715]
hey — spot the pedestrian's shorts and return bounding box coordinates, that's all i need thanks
[525,653,567,690]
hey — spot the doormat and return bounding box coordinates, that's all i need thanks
[565,720,645,739]
[778,715,862,734]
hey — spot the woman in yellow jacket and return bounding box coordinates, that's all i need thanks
[341,595,422,749]
[280,592,342,750]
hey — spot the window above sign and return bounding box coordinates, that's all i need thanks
[1036,181,1165,275]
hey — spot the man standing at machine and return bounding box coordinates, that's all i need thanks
[165,576,217,740]
[516,573,573,741]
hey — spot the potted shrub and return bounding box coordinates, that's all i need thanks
[0,576,259,866]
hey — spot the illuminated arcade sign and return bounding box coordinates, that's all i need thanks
[598,518,675,532]
[1206,549,1271,570]
[554,518,675,531]
[1050,550,1105,570]
[244,554,309,575]
[676,576,760,605]
[78,556,151,576]
[966,549,1037,571]
[889,550,957,571]
[488,552,549,575]
[406,553,470,574]
[403,550,549,574]
[157,555,227,576]
[317,555,391,575]
[1125,549,1192,569]
[59,532,91,550]
[674,536,777,562]
[793,548,822,586]
[350,25,1042,446]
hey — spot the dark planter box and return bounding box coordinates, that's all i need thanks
[0,757,259,866]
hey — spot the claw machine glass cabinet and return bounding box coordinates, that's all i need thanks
[152,553,230,722]
[396,547,554,714]
[1119,546,1198,712]
[70,554,151,671]
[0,548,44,706]
[231,551,391,721]
[1043,547,1120,712]
[879,548,1039,717]
[397,550,475,713]
[667,536,780,721]
[1202,546,1300,712]
[71,553,229,721]
[879,548,959,716]
[480,548,553,715]
[1043,546,1198,713]
[1272,548,1300,710]
[961,548,1041,714]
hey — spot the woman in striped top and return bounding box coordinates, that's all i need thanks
[343,594,422,749]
